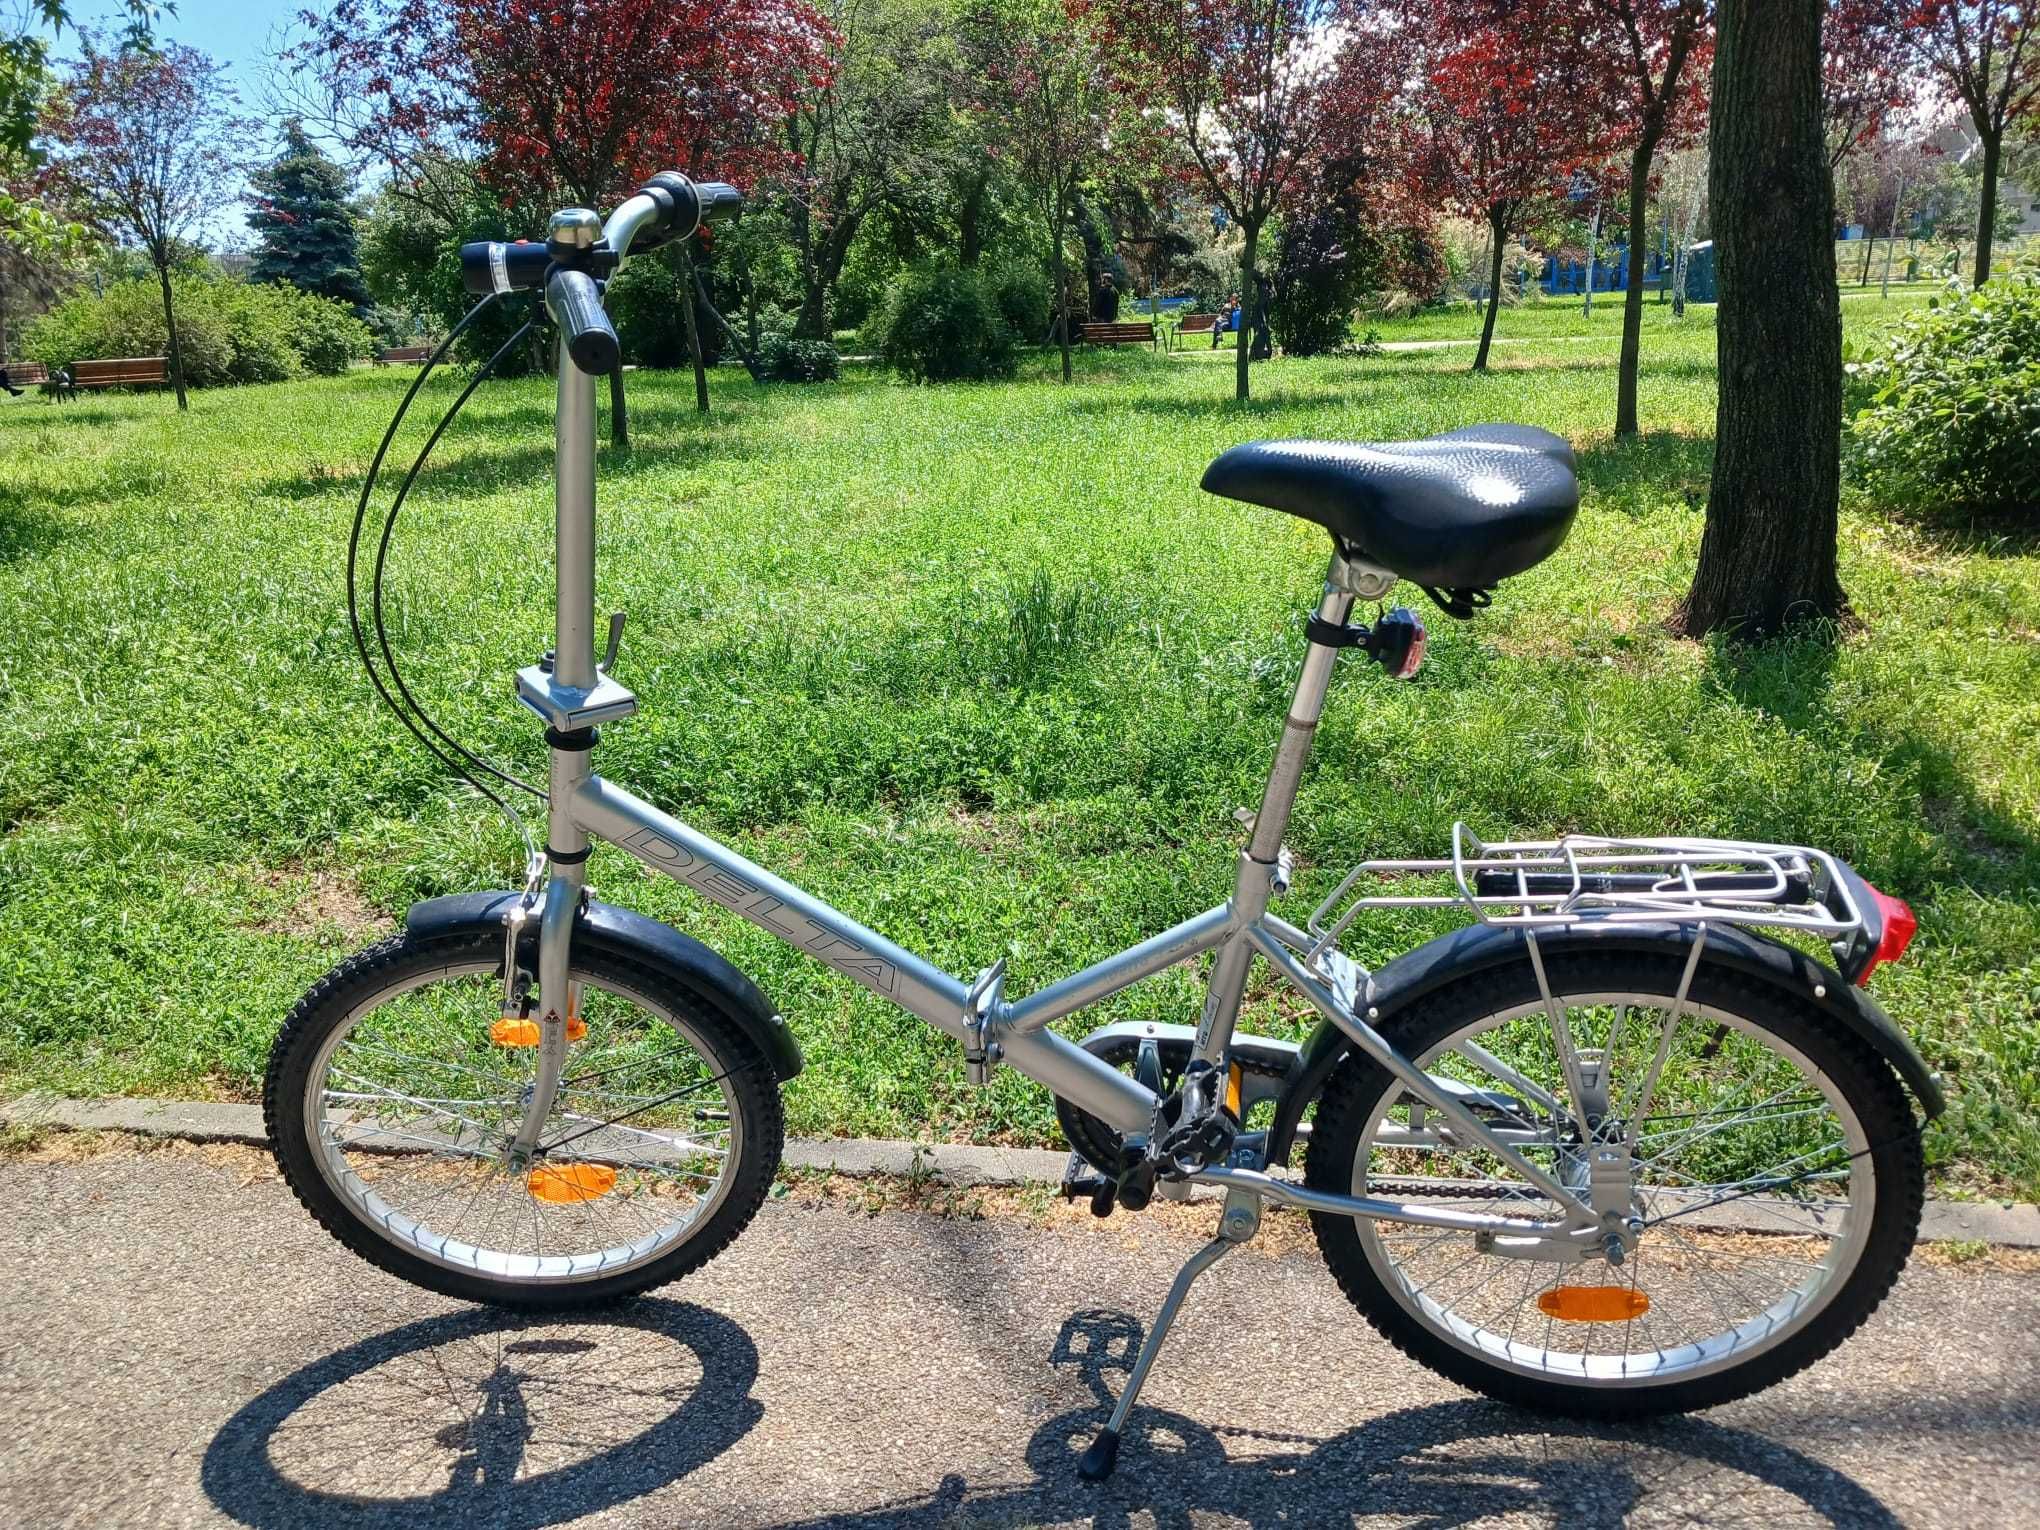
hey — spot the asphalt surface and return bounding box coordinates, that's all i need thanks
[3,1146,2036,1529]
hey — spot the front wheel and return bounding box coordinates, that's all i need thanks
[266,927,784,1309]
[1305,949,1923,1415]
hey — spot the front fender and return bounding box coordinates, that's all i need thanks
[1263,919,1942,1168]
[405,890,803,1082]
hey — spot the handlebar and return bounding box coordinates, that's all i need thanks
[546,268,620,376]
[456,172,744,374]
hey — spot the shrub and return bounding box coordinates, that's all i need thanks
[277,288,377,375]
[1847,269,2040,514]
[871,260,1017,383]
[22,273,373,386]
[981,259,1050,344]
[756,330,839,383]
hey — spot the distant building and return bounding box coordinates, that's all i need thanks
[1925,120,2040,236]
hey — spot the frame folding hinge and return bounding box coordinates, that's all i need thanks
[962,958,1008,1085]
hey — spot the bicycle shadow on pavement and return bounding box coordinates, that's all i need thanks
[200,1297,760,1530]
[763,1306,1904,1530]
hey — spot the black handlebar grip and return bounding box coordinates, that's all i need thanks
[640,172,745,242]
[694,182,743,223]
[546,268,620,375]
[460,239,553,295]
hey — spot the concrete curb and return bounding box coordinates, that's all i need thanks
[8,1092,2038,1248]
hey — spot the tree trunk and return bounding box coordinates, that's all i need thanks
[959,170,987,266]
[1473,205,1508,373]
[1052,220,1072,385]
[794,213,862,340]
[1677,0,1845,640]
[1857,228,1875,286]
[680,246,708,413]
[1236,219,1260,403]
[155,258,188,411]
[1616,136,1659,436]
[608,366,629,448]
[1973,127,2001,288]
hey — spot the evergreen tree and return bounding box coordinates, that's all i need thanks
[246,122,370,313]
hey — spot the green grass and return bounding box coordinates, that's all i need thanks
[1,303,2036,1197]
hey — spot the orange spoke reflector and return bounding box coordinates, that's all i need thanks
[1538,1285,1650,1323]
[527,1162,617,1203]
[491,1015,587,1047]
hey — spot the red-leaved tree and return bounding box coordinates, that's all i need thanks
[1824,0,1912,168]
[1088,0,1354,402]
[1409,3,1615,372]
[1875,1,2040,286]
[293,0,828,415]
[298,0,824,209]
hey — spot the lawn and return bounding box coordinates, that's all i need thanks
[2,301,2035,1198]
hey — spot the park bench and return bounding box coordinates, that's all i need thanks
[1170,313,1219,351]
[376,345,433,365]
[0,362,48,396]
[1080,321,1156,346]
[69,357,167,390]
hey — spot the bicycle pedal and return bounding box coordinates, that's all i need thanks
[1060,1149,1110,1208]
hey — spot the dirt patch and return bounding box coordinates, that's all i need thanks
[238,863,391,942]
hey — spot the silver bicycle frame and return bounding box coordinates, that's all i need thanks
[510,197,1598,1238]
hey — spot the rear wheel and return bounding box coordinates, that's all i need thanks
[1305,950,1923,1414]
[266,928,783,1309]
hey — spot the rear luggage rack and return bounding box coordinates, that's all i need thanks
[1305,824,1867,971]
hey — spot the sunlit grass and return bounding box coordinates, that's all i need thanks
[0,296,2033,1195]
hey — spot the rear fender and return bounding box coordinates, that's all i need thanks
[405,890,803,1082]
[1261,919,1942,1169]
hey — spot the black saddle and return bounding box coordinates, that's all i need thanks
[1200,425,1579,597]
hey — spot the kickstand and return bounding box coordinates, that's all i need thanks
[1078,1235,1233,1482]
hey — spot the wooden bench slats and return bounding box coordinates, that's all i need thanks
[377,346,432,364]
[1080,322,1157,345]
[70,357,168,387]
[1177,314,1219,333]
[1,362,49,386]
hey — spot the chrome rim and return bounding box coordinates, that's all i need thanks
[304,960,743,1284]
[1351,991,1875,1385]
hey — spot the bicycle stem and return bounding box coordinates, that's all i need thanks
[510,332,601,1158]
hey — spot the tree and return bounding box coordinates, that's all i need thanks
[1576,0,1711,439]
[1092,0,1353,402]
[1879,1,2040,286]
[1408,4,1611,372]
[44,37,244,410]
[776,0,952,340]
[961,0,1115,383]
[247,121,371,313]
[1677,0,1845,638]
[293,0,826,417]
[1824,0,1912,168]
[1,1,163,158]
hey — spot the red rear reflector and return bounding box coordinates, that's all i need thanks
[1858,887,1916,985]
[1393,624,1427,680]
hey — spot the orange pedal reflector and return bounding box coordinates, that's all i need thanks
[527,1162,617,1203]
[1538,1285,1650,1323]
[491,1015,587,1047]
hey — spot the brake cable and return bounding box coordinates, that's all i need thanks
[346,293,548,866]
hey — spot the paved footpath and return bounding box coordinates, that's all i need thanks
[3,1145,2036,1530]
